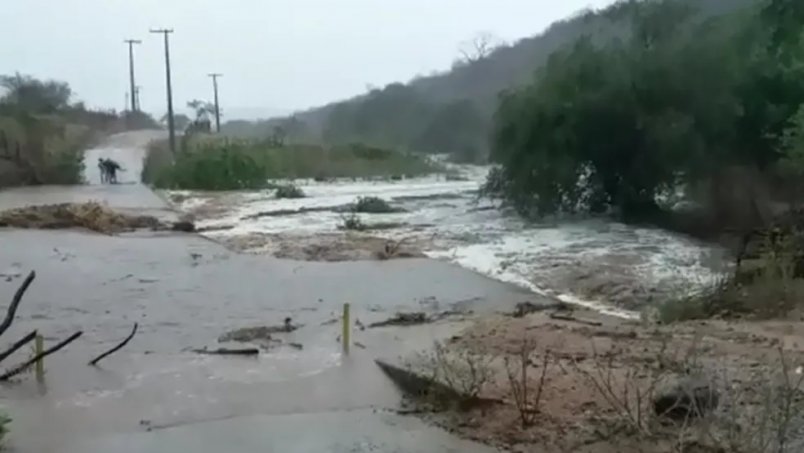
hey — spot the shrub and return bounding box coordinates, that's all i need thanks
[143,138,442,190]
[404,341,496,409]
[143,140,269,190]
[275,184,305,199]
[352,196,400,213]
[340,213,367,231]
[504,338,551,428]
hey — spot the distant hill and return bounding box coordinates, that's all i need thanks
[226,0,757,161]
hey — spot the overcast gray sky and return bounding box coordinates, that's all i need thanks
[1,0,614,119]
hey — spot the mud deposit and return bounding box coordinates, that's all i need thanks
[0,202,162,233]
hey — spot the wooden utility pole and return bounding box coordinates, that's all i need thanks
[208,73,222,133]
[150,29,176,154]
[135,85,142,111]
[124,39,141,112]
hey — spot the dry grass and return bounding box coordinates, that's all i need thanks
[504,337,551,428]
[418,310,804,453]
[404,341,497,410]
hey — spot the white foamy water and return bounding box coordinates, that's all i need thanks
[170,164,728,318]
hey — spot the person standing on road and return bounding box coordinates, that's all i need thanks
[97,158,108,184]
[104,159,123,184]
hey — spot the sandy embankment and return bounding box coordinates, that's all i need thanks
[395,304,804,452]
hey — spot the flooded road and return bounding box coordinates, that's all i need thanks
[0,132,522,452]
[0,228,513,452]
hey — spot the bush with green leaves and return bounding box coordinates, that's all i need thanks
[485,0,804,222]
[143,138,440,190]
[143,140,268,190]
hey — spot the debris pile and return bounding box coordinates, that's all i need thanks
[0,202,194,234]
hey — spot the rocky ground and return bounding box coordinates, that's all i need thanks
[394,306,804,453]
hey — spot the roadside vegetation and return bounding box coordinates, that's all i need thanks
[0,73,159,188]
[473,0,804,324]
[483,0,803,226]
[142,136,440,190]
[393,312,804,452]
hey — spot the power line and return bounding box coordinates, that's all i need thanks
[208,73,223,133]
[124,39,141,113]
[150,29,176,155]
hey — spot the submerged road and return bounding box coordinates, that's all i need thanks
[0,131,537,452]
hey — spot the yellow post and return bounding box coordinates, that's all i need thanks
[342,303,350,354]
[35,334,44,381]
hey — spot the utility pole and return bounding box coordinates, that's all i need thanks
[208,73,222,133]
[135,85,142,111]
[124,39,141,112]
[150,29,176,154]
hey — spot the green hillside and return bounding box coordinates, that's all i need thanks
[224,0,757,162]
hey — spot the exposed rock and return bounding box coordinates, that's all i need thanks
[653,376,719,420]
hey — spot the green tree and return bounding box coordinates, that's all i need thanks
[486,0,771,220]
[0,73,72,114]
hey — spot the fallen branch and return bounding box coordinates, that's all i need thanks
[0,271,35,338]
[89,323,138,366]
[0,331,82,381]
[192,347,259,356]
[0,330,37,363]
[549,312,603,327]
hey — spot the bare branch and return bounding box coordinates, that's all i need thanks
[0,330,37,363]
[458,32,502,63]
[192,347,259,356]
[88,323,138,366]
[0,271,35,338]
[0,331,82,381]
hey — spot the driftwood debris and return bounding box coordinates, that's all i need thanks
[0,331,37,363]
[548,313,603,327]
[0,331,83,381]
[0,271,35,338]
[510,301,568,318]
[192,347,259,356]
[368,312,428,328]
[89,323,138,366]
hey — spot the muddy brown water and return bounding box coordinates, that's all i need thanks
[0,229,532,452]
[0,131,532,452]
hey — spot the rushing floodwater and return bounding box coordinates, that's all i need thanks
[169,164,728,318]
